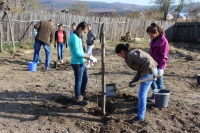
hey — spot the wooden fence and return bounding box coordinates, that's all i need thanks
[173,22,200,42]
[0,11,199,44]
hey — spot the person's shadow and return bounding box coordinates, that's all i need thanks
[0,91,100,122]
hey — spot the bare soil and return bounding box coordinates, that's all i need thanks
[0,42,200,133]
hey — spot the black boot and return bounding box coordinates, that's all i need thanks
[129,116,144,123]
[82,93,90,101]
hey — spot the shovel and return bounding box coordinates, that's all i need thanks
[106,73,163,98]
[51,53,57,68]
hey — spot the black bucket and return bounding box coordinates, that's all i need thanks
[153,89,171,108]
[197,74,200,85]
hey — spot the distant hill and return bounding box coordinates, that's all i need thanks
[39,0,190,13]
[39,0,151,12]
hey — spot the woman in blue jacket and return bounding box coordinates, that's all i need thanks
[68,22,97,105]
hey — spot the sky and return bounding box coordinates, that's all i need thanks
[85,0,199,5]
[87,0,151,5]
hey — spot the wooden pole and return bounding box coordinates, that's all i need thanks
[101,23,106,116]
[7,13,15,53]
[0,28,2,53]
[19,21,33,43]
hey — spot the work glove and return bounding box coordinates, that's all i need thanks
[54,42,56,48]
[158,69,164,75]
[152,68,158,81]
[129,80,136,88]
[89,56,97,63]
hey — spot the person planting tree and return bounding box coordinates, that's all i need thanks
[115,43,157,123]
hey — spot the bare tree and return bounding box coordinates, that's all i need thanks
[151,0,175,21]
[144,8,163,20]
[4,0,40,13]
[68,1,89,16]
[48,4,54,14]
[187,1,200,21]
[111,7,121,17]
[126,10,144,19]
[174,0,187,22]
[20,0,40,12]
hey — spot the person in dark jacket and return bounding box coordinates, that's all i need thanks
[115,43,157,123]
[33,29,42,65]
[33,19,54,70]
[86,24,96,67]
[54,23,67,64]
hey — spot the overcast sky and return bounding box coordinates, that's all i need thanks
[85,0,199,6]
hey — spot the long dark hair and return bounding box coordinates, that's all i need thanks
[76,22,88,31]
[71,22,76,26]
[115,43,132,54]
[146,23,165,36]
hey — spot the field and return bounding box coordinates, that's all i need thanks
[0,41,200,133]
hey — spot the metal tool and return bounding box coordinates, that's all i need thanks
[106,73,163,98]
[51,53,57,68]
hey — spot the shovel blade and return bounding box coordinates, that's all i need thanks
[54,62,57,68]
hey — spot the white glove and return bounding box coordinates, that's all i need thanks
[89,56,97,63]
[158,69,164,74]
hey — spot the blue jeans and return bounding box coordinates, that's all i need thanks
[71,63,88,98]
[151,68,164,90]
[151,77,164,90]
[86,45,94,63]
[57,42,65,60]
[34,42,42,64]
[137,74,153,119]
[33,39,51,69]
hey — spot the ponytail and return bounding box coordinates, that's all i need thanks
[146,23,165,36]
[115,43,132,54]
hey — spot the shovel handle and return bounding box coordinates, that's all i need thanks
[51,53,56,62]
[116,73,163,92]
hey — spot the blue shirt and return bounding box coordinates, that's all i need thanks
[68,33,85,64]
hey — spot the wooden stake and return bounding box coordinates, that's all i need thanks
[100,23,106,116]
[7,13,15,53]
[0,22,3,53]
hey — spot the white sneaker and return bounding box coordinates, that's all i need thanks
[57,60,61,64]
[61,59,63,64]
[86,64,91,67]
[90,62,94,66]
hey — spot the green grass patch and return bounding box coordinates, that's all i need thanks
[2,42,34,53]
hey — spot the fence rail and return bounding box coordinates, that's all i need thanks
[0,11,199,44]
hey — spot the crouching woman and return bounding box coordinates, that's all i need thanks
[115,43,157,123]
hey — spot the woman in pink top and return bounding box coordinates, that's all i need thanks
[54,23,67,64]
[146,23,169,102]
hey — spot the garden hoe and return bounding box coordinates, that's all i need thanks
[106,73,163,98]
[51,53,57,68]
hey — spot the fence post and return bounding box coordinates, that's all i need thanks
[0,23,2,53]
[7,13,15,53]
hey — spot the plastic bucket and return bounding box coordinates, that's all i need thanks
[106,84,116,98]
[153,89,171,108]
[28,62,37,72]
[197,74,200,85]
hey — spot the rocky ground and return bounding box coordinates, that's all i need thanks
[0,42,200,133]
